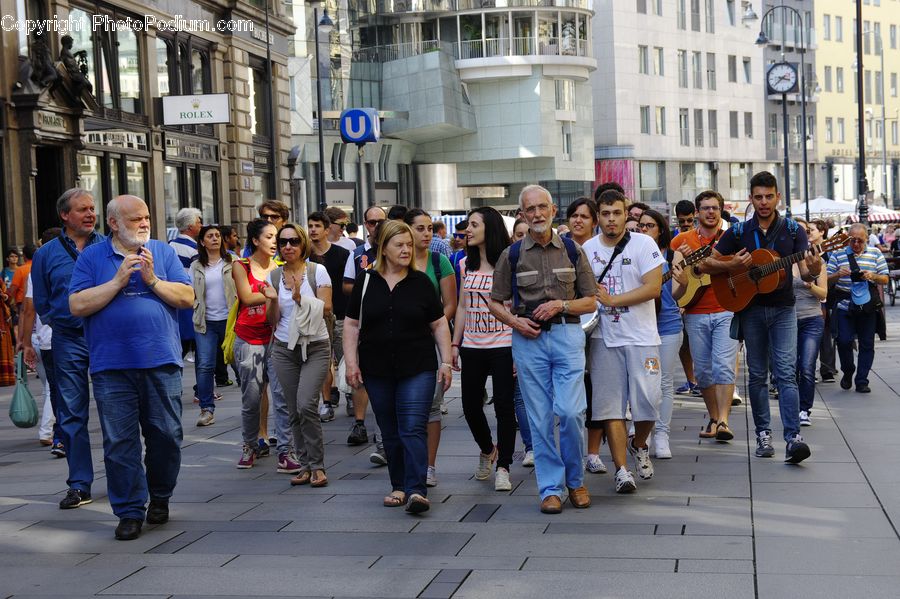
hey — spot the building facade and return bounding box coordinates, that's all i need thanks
[814,0,899,207]
[592,0,768,217]
[288,0,598,221]
[0,0,293,248]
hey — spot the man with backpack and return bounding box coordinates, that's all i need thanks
[488,185,597,514]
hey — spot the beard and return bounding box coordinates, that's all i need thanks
[531,222,549,234]
[119,227,151,248]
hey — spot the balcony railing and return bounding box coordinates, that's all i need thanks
[453,35,590,59]
[352,40,441,63]
[350,0,592,19]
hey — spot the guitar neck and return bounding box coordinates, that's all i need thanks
[754,244,820,277]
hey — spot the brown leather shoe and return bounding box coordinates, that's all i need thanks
[567,486,591,509]
[540,495,563,514]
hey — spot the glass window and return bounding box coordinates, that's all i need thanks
[823,14,831,40]
[200,170,217,224]
[117,29,140,113]
[825,117,833,143]
[637,0,647,14]
[638,45,649,74]
[678,50,688,87]
[249,62,271,137]
[640,106,651,134]
[744,112,753,138]
[78,154,104,222]
[68,9,96,94]
[726,0,735,27]
[707,53,716,89]
[191,49,207,94]
[639,161,666,204]
[677,0,686,30]
[730,111,739,138]
[126,160,145,197]
[655,106,666,135]
[835,16,843,42]
[156,38,171,97]
[837,118,846,143]
[690,0,700,31]
[742,57,751,83]
[692,51,702,88]
[694,108,704,147]
[892,73,897,97]
[679,108,690,146]
[654,47,664,76]
[728,55,737,82]
[555,79,574,110]
[705,0,714,33]
[163,165,181,229]
[837,67,844,93]
[109,157,121,197]
[708,110,718,147]
[824,66,832,92]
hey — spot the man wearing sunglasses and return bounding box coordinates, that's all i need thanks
[325,207,358,252]
[827,223,889,394]
[245,200,290,258]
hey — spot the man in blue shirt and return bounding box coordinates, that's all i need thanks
[69,195,193,541]
[31,188,105,510]
[704,171,821,465]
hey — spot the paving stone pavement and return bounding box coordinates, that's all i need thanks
[4,312,900,598]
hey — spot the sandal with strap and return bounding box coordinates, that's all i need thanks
[290,471,311,486]
[383,491,406,507]
[699,418,718,439]
[310,470,328,488]
[405,493,431,514]
[715,422,734,442]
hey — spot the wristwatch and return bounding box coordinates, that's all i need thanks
[562,300,571,314]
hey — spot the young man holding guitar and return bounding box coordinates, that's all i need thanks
[671,191,740,443]
[703,171,822,464]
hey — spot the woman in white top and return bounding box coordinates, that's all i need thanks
[190,225,236,427]
[265,224,333,488]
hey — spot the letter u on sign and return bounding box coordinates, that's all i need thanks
[339,108,381,145]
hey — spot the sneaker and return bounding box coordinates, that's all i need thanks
[185,351,195,363]
[690,384,702,397]
[369,442,388,466]
[585,454,608,473]
[277,452,302,474]
[426,465,437,487]
[755,430,775,458]
[675,381,693,395]
[522,450,535,467]
[840,373,853,390]
[237,444,256,469]
[769,385,779,397]
[257,438,270,457]
[653,433,672,459]
[614,467,637,493]
[214,391,223,401]
[196,409,215,427]
[347,421,368,446]
[440,401,449,415]
[495,467,512,491]
[319,402,335,423]
[785,435,811,464]
[732,391,743,406]
[475,447,498,480]
[799,410,812,427]
[820,373,835,383]
[59,488,92,509]
[345,395,354,417]
[50,441,66,458]
[627,437,654,480]
[329,388,341,406]
[216,379,234,388]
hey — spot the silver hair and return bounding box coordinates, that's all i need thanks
[174,207,202,232]
[106,197,123,225]
[56,188,92,217]
[849,223,869,236]
[518,184,553,210]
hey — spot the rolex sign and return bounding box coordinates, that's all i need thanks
[162,94,230,126]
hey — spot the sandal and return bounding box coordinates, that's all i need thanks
[405,493,430,514]
[715,422,734,442]
[310,470,328,488]
[290,471,311,486]
[383,491,406,507]
[699,418,718,439]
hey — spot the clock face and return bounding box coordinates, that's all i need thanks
[767,62,798,93]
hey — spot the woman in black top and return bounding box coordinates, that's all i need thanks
[343,221,452,514]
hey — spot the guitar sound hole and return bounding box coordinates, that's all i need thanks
[748,268,763,282]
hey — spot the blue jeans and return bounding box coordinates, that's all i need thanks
[512,323,586,500]
[835,307,878,386]
[683,312,738,389]
[39,348,63,442]
[365,371,436,497]
[195,320,227,411]
[512,378,532,452]
[796,315,824,412]
[51,327,93,493]
[740,305,800,442]
[92,365,183,520]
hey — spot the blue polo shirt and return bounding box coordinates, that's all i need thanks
[31,230,106,332]
[68,238,191,374]
[715,214,809,308]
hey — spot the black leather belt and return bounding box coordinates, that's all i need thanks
[546,315,580,325]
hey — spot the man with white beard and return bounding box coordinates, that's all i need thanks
[69,195,194,540]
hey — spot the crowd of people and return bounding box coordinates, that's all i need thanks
[12,169,890,538]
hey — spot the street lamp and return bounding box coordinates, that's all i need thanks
[862,29,889,210]
[745,3,810,221]
[311,4,334,211]
[855,1,868,225]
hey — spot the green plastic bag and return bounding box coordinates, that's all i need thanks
[9,352,38,428]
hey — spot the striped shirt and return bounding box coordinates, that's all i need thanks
[827,246,887,310]
[169,234,198,272]
[461,260,511,349]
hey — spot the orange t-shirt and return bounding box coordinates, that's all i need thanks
[11,261,32,305]
[670,229,724,314]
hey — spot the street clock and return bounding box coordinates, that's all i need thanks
[766,62,798,94]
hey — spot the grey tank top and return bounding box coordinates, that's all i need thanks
[792,272,823,320]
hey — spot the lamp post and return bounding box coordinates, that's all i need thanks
[855,1,868,225]
[311,4,334,211]
[745,2,810,221]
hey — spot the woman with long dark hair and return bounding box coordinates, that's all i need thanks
[451,207,518,490]
[638,209,683,458]
[191,225,235,427]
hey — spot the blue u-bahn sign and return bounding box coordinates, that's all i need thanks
[339,108,381,145]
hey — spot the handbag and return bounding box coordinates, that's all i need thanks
[9,352,38,428]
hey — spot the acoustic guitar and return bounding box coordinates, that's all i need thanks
[709,233,850,313]
[675,244,714,308]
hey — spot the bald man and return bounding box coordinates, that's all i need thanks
[69,196,194,540]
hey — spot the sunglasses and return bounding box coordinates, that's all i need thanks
[261,213,281,221]
[453,232,466,239]
[277,237,302,247]
[366,219,385,227]
[850,238,866,244]
[334,222,347,229]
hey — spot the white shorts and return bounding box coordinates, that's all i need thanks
[589,341,662,422]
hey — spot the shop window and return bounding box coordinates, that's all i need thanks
[249,59,272,138]
[156,35,212,97]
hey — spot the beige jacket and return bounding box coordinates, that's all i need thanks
[191,259,238,334]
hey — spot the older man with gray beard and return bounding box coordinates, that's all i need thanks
[69,195,194,540]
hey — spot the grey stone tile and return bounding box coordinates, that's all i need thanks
[523,557,676,572]
[0,553,95,566]
[431,569,471,584]
[371,555,525,571]
[82,552,236,567]
[417,582,459,599]
[280,519,415,532]
[0,565,143,596]
[545,523,656,535]
[756,537,900,574]
[752,482,880,508]
[224,555,378,570]
[0,523,183,554]
[677,559,755,574]
[752,505,895,538]
[756,573,900,599]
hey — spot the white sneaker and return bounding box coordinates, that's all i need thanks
[614,466,637,493]
[440,401,449,415]
[585,454,608,474]
[475,447,497,480]
[185,351,195,363]
[426,465,437,487]
[494,467,512,491]
[799,410,812,427]
[653,433,672,459]
[627,436,654,479]
[521,450,534,467]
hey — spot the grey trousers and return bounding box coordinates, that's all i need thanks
[235,337,290,453]
[271,339,331,472]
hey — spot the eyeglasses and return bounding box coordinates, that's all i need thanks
[677,218,695,225]
[850,238,866,244]
[638,222,657,230]
[261,213,281,221]
[366,219,385,227]
[277,237,302,247]
[453,232,466,239]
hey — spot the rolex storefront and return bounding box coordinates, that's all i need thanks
[0,0,293,246]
